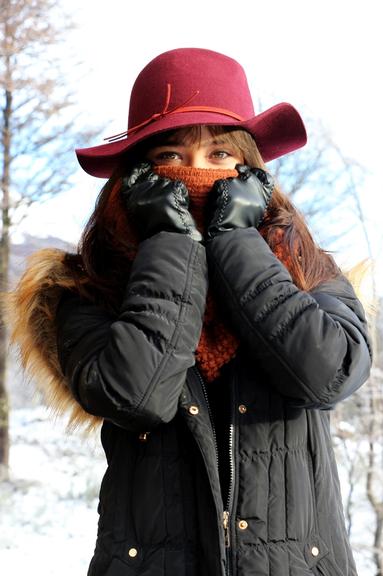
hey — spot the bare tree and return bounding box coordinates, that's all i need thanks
[0,0,98,481]
[271,117,368,251]
[333,363,383,575]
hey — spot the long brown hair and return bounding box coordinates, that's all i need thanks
[67,125,340,310]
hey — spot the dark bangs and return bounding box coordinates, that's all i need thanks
[127,125,265,169]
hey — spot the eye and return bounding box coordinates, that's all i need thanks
[156,151,181,160]
[147,148,183,165]
[211,150,230,159]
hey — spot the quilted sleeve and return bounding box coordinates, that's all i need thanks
[206,228,372,409]
[56,231,207,430]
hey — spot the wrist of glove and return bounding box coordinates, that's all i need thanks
[120,162,202,242]
[206,164,274,240]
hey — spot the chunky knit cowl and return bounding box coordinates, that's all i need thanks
[151,166,239,382]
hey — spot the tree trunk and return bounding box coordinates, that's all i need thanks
[0,85,12,481]
[373,511,383,576]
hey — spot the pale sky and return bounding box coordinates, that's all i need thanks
[12,0,383,291]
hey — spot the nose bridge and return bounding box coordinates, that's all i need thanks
[189,149,208,168]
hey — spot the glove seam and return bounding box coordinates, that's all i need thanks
[215,180,230,227]
[172,183,191,235]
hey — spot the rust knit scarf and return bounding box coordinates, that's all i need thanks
[153,165,240,383]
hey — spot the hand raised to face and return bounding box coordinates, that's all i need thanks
[120,162,203,243]
[206,165,274,240]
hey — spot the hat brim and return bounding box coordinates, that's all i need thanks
[76,102,307,178]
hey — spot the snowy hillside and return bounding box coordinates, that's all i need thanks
[0,407,105,576]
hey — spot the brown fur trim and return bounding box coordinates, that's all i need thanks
[2,248,102,435]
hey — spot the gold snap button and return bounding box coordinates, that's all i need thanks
[311,546,319,557]
[189,405,199,415]
[128,547,138,558]
[238,520,248,530]
[238,404,247,414]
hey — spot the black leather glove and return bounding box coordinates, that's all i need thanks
[206,164,274,240]
[121,162,202,242]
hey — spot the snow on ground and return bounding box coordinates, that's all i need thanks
[0,406,105,576]
[0,406,378,575]
[334,435,377,576]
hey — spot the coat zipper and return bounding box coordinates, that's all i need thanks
[194,366,236,576]
[224,423,235,547]
[195,367,219,472]
[223,399,236,576]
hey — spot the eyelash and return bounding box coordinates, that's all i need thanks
[211,150,231,159]
[156,151,181,160]
[155,150,233,160]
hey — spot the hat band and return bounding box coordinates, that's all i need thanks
[104,83,245,143]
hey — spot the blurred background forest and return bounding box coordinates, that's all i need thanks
[1,0,382,575]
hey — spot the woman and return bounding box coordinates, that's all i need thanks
[9,48,371,575]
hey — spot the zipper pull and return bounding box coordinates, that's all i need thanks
[223,510,230,548]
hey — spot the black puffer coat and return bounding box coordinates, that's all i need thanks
[55,228,372,576]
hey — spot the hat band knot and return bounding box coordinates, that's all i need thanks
[105,83,245,143]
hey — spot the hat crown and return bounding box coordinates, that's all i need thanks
[128,48,255,129]
[75,47,307,178]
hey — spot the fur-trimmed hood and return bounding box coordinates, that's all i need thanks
[4,249,102,434]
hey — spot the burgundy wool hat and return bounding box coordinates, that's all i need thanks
[76,48,307,178]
